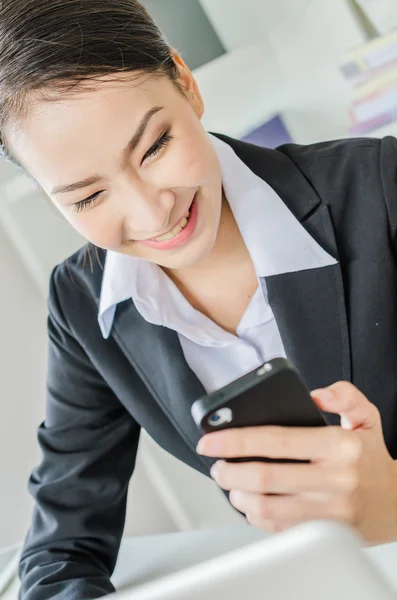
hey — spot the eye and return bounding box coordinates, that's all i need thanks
[142,131,172,163]
[73,191,103,213]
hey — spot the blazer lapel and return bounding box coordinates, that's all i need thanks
[263,204,351,424]
[112,302,211,462]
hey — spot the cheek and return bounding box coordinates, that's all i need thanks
[67,209,122,250]
[161,136,216,188]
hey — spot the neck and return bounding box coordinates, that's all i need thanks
[163,193,258,334]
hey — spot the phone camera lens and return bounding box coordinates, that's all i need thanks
[257,363,272,376]
[207,408,233,427]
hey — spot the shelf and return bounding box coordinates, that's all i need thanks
[194,33,397,147]
[193,38,353,146]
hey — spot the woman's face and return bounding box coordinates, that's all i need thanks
[5,59,223,270]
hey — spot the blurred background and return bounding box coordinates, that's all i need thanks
[1,0,397,548]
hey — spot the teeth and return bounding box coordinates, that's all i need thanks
[156,231,175,242]
[154,212,190,242]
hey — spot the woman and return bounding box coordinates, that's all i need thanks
[1,1,397,598]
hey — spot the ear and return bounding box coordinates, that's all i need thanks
[172,54,204,118]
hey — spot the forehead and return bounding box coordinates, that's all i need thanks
[6,73,178,188]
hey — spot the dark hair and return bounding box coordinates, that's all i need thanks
[0,0,179,169]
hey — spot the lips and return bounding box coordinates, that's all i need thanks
[148,198,195,242]
[152,209,190,242]
[139,193,199,251]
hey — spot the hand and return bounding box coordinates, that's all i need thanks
[196,382,397,545]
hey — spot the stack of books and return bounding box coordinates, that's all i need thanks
[340,29,397,135]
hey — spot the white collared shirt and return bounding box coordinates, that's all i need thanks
[98,134,336,393]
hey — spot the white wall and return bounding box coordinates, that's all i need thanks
[0,225,47,546]
[194,0,373,146]
[0,226,178,547]
[200,0,367,53]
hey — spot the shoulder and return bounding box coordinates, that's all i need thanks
[278,136,390,193]
[278,135,397,195]
[217,132,397,244]
[280,136,381,163]
[218,131,395,191]
[214,132,393,197]
[281,136,397,232]
[279,137,382,201]
[48,244,106,328]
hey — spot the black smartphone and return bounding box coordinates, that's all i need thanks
[191,357,328,463]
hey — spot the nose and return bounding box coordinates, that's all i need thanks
[120,180,175,240]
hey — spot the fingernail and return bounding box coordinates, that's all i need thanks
[229,490,243,507]
[210,462,219,479]
[196,439,205,455]
[197,437,222,456]
[312,388,334,402]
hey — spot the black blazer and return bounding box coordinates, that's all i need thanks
[19,134,397,599]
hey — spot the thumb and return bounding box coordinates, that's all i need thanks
[311,381,380,431]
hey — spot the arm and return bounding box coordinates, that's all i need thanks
[19,268,141,599]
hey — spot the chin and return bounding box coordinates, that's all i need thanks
[157,253,201,271]
[157,242,212,270]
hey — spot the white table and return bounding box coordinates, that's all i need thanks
[2,525,397,598]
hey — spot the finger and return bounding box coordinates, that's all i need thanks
[198,425,345,461]
[244,515,281,533]
[245,513,321,534]
[311,382,381,431]
[211,460,357,495]
[229,490,351,524]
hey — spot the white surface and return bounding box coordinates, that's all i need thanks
[196,0,369,145]
[114,524,397,597]
[194,38,352,146]
[0,226,47,546]
[356,119,397,139]
[3,524,397,600]
[200,0,366,53]
[137,434,243,531]
[0,161,83,295]
[0,545,20,596]
[198,0,275,51]
[195,34,397,148]
[112,525,262,590]
[194,41,285,140]
[356,0,397,35]
[110,522,397,600]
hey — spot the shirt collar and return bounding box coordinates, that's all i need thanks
[98,134,336,339]
[211,134,336,278]
[99,250,240,345]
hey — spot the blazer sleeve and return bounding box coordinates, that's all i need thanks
[380,135,397,247]
[18,267,141,600]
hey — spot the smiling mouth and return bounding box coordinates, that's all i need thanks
[152,209,190,242]
[149,197,195,243]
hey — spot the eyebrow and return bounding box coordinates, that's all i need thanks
[51,105,164,195]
